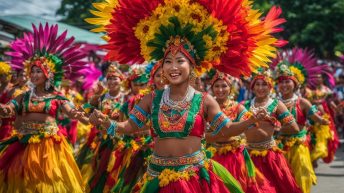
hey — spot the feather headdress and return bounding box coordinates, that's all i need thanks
[272,48,333,88]
[86,0,287,77]
[6,23,86,88]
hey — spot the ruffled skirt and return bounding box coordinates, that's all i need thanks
[310,123,332,162]
[276,130,317,193]
[0,133,84,193]
[133,150,244,193]
[248,140,302,193]
[210,144,276,193]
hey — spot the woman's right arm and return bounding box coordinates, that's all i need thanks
[90,93,152,135]
[0,94,23,118]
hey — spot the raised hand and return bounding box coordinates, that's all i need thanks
[94,82,105,95]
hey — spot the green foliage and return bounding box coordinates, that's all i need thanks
[253,0,344,59]
[56,0,101,30]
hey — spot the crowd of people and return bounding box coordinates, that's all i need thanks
[0,0,343,193]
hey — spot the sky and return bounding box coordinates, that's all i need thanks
[0,0,62,20]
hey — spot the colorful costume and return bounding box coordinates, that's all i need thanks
[87,90,126,193]
[75,64,125,191]
[1,23,86,192]
[86,0,286,192]
[107,65,153,193]
[272,48,322,193]
[243,70,302,193]
[133,89,243,193]
[306,85,339,163]
[0,61,15,140]
[207,70,275,193]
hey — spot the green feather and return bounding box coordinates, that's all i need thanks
[211,160,244,193]
[243,148,256,178]
[199,166,210,184]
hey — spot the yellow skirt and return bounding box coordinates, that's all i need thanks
[285,143,317,193]
[310,124,331,161]
[0,135,84,193]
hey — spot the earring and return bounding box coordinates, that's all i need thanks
[45,80,51,91]
[190,70,196,83]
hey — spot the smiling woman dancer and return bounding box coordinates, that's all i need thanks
[0,23,89,193]
[206,70,276,193]
[87,0,286,192]
[242,68,302,193]
[272,48,331,193]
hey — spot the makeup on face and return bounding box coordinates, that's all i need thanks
[162,52,192,85]
[253,79,271,98]
[212,79,231,100]
[30,65,47,86]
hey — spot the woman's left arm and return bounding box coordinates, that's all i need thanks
[300,98,329,125]
[204,94,260,141]
[61,100,90,124]
[277,101,300,134]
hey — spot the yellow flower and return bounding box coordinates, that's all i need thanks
[250,150,268,157]
[28,135,41,144]
[289,66,305,84]
[117,140,125,149]
[130,140,140,151]
[158,168,192,187]
[134,0,229,62]
[207,146,217,156]
[0,62,11,80]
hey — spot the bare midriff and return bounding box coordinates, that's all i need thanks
[245,121,275,143]
[19,113,55,123]
[153,136,201,157]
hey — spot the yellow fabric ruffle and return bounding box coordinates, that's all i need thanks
[284,143,317,193]
[0,137,84,193]
[311,124,331,161]
[249,147,283,157]
[80,162,94,186]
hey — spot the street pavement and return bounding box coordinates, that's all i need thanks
[312,141,344,193]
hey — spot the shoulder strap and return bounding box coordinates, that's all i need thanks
[267,98,279,114]
[243,100,251,110]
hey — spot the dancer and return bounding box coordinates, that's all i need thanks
[87,0,287,192]
[108,64,153,193]
[242,68,302,193]
[0,61,15,140]
[0,23,88,193]
[148,61,165,90]
[272,48,330,193]
[206,70,276,193]
[76,63,125,190]
[305,71,339,164]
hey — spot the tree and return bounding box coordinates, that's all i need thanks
[254,0,344,59]
[56,0,101,30]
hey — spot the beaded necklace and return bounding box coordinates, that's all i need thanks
[250,97,277,115]
[279,94,298,120]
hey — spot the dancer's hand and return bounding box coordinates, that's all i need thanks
[94,82,105,95]
[90,110,104,126]
[254,108,268,121]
